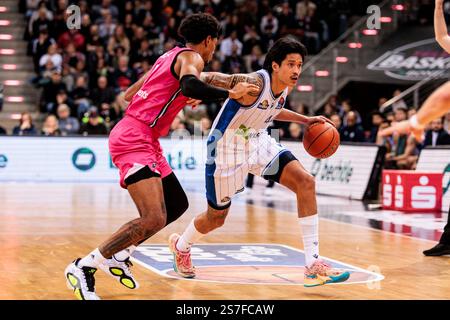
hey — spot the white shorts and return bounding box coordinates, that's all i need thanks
[205,131,291,208]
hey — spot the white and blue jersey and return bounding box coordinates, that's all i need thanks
[206,69,290,207]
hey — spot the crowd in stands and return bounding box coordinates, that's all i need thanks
[0,0,448,171]
[0,0,377,136]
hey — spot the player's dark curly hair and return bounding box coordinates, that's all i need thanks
[178,13,221,44]
[263,37,308,74]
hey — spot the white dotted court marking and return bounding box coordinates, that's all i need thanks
[132,243,384,287]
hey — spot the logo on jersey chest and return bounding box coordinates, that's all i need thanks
[257,97,285,110]
[137,89,148,99]
[276,97,285,109]
[258,99,270,110]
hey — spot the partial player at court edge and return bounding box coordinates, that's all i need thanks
[169,37,351,287]
[64,13,259,300]
[379,0,450,257]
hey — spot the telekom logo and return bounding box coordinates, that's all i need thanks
[137,89,148,99]
[411,176,436,209]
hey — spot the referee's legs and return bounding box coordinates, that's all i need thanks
[439,205,450,244]
[423,205,450,256]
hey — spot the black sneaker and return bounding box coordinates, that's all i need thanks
[423,243,450,256]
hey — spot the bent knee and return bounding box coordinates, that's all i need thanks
[213,216,226,228]
[155,213,167,229]
[141,213,167,232]
[207,206,229,229]
[294,171,315,193]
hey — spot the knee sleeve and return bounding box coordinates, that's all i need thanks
[162,173,189,226]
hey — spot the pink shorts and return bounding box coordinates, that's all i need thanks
[109,115,172,188]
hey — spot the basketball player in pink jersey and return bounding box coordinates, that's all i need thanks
[64,13,259,300]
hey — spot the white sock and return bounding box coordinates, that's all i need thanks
[78,248,106,268]
[176,218,205,252]
[113,245,137,262]
[299,214,320,267]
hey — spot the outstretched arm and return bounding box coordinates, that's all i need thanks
[275,109,335,127]
[275,109,309,124]
[435,0,450,53]
[177,52,259,101]
[380,81,450,141]
[379,1,450,141]
[415,81,450,125]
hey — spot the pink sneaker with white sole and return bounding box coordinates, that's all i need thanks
[168,233,196,278]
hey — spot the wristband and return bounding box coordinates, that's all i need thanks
[409,114,424,129]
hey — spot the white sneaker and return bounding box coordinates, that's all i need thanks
[263,187,274,197]
[65,258,100,300]
[98,257,139,289]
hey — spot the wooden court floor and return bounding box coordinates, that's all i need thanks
[0,183,449,300]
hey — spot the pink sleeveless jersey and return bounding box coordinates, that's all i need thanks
[126,46,192,137]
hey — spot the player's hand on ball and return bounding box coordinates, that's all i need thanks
[303,121,340,158]
[306,116,335,127]
[229,82,260,100]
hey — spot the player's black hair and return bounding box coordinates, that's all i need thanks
[263,37,307,74]
[178,13,221,44]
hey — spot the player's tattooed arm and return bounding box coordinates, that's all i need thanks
[200,72,263,97]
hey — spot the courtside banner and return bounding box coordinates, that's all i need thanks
[0,136,206,184]
[0,137,117,183]
[0,137,382,200]
[416,146,450,212]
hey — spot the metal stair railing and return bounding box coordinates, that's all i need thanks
[293,0,405,112]
[302,0,392,74]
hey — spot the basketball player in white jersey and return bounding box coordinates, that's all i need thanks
[169,37,350,287]
[380,0,450,256]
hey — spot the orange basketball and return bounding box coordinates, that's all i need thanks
[303,122,340,159]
